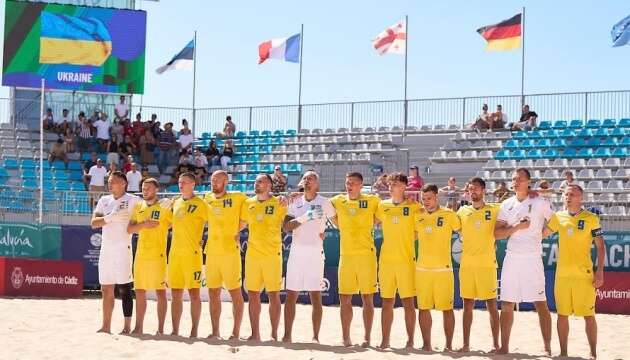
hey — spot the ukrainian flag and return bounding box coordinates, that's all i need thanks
[39,11,112,66]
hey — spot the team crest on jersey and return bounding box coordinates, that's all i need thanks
[213,207,221,215]
[567,227,574,236]
[424,226,433,234]
[474,220,482,229]
[256,214,264,222]
[349,208,357,216]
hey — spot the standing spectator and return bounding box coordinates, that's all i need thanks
[559,171,576,192]
[371,173,390,199]
[406,165,424,200]
[87,158,108,206]
[470,104,492,132]
[157,122,176,174]
[55,108,71,134]
[76,112,93,154]
[126,163,142,193]
[42,108,54,131]
[459,182,472,207]
[63,128,76,153]
[114,96,129,121]
[82,152,99,190]
[106,162,118,178]
[271,165,287,194]
[510,104,538,131]
[93,112,111,152]
[132,113,145,142]
[205,140,221,167]
[178,127,194,152]
[122,154,134,173]
[120,134,138,158]
[89,110,101,123]
[123,118,134,139]
[138,127,156,166]
[220,140,234,170]
[490,104,508,130]
[221,115,236,138]
[48,139,69,169]
[106,137,121,167]
[439,177,461,210]
[140,166,150,184]
[148,113,157,127]
[493,181,511,202]
[111,118,124,144]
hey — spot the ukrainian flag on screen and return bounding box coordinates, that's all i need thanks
[39,11,112,66]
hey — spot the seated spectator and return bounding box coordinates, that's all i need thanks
[193,148,208,169]
[371,173,389,199]
[490,104,507,129]
[93,112,110,152]
[459,182,472,207]
[220,140,235,170]
[178,127,194,152]
[178,150,193,165]
[559,170,575,192]
[119,134,138,158]
[194,166,207,184]
[205,140,221,167]
[157,122,177,174]
[138,127,156,165]
[170,163,193,185]
[42,108,54,131]
[110,118,124,144]
[493,181,511,202]
[406,165,424,200]
[55,108,71,135]
[114,96,129,122]
[89,110,101,123]
[48,139,69,169]
[439,177,461,210]
[470,104,492,132]
[106,137,121,167]
[271,165,287,194]
[220,115,236,138]
[63,128,76,153]
[126,163,142,193]
[123,118,134,138]
[510,104,538,131]
[87,158,107,207]
[82,152,99,190]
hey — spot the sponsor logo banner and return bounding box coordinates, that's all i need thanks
[0,257,82,297]
[0,222,61,259]
[595,271,630,314]
[61,225,101,286]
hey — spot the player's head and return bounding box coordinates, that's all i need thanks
[141,178,159,201]
[447,177,456,187]
[178,172,196,196]
[254,173,272,194]
[468,177,486,202]
[301,170,320,193]
[345,172,363,194]
[210,170,229,194]
[511,167,531,194]
[421,184,439,211]
[563,184,584,210]
[108,171,127,195]
[96,158,104,167]
[387,172,407,197]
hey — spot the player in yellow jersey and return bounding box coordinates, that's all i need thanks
[543,185,605,359]
[456,177,500,353]
[239,174,287,341]
[415,183,461,351]
[166,172,210,338]
[330,172,380,347]
[203,170,247,340]
[375,172,421,349]
[127,178,172,335]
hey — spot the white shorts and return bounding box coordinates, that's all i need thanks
[98,242,133,285]
[285,246,325,292]
[499,253,546,303]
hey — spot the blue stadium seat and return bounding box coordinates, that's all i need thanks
[286,129,297,137]
[236,184,248,193]
[234,174,247,182]
[511,150,526,160]
[81,153,93,161]
[537,121,552,130]
[280,164,290,173]
[577,128,592,138]
[68,161,82,171]
[69,172,83,181]
[55,181,72,191]
[619,118,630,127]
[273,130,284,136]
[621,137,630,147]
[246,174,257,182]
[612,147,628,157]
[226,184,235,191]
[594,128,609,137]
[70,182,85,191]
[235,131,247,138]
[20,159,37,169]
[43,180,55,190]
[3,158,18,169]
[611,128,626,137]
[43,172,55,181]
[527,149,542,159]
[261,130,272,138]
[288,164,302,173]
[231,155,245,163]
[247,164,261,173]
[551,138,567,148]
[602,119,616,128]
[602,137,618,147]
[495,149,510,160]
[270,137,284,145]
[260,164,274,173]
[249,130,260,137]
[561,148,578,158]
[570,138,586,147]
[536,139,551,148]
[504,140,519,149]
[0,168,8,177]
[201,132,211,139]
[569,120,583,129]
[586,119,601,128]
[512,132,527,140]
[559,129,575,138]
[22,169,37,179]
[577,148,593,158]
[521,139,536,148]
[543,129,559,138]
[586,137,601,147]
[594,147,611,158]
[552,120,568,129]
[528,130,543,139]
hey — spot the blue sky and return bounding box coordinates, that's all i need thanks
[2,0,630,108]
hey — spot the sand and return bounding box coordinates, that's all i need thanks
[0,298,627,360]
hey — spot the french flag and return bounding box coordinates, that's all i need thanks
[258,33,301,64]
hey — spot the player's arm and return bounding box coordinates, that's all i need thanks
[91,212,106,229]
[127,219,159,234]
[494,219,529,239]
[283,215,301,232]
[239,220,248,231]
[593,230,605,288]
[542,224,556,238]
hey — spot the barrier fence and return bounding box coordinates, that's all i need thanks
[3,89,630,134]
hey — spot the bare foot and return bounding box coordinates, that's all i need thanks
[559,352,568,357]
[488,345,499,354]
[360,340,370,348]
[311,337,319,344]
[405,340,414,350]
[170,331,179,337]
[457,346,470,353]
[189,330,198,338]
[228,334,240,341]
[119,328,131,335]
[590,352,597,360]
[244,334,260,342]
[281,335,291,343]
[544,346,552,357]
[155,331,164,336]
[271,333,278,342]
[96,328,111,334]
[131,328,142,335]
[377,342,390,349]
[206,333,220,340]
[420,345,432,352]
[496,347,509,355]
[342,339,353,347]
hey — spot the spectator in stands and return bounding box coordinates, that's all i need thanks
[138,128,156,165]
[82,152,99,190]
[271,165,287,194]
[510,104,538,131]
[178,127,194,152]
[48,138,69,169]
[42,108,54,131]
[178,149,193,165]
[205,140,221,167]
[150,120,161,139]
[193,148,208,169]
[220,115,236,138]
[439,177,461,210]
[93,112,111,152]
[149,113,157,127]
[110,118,124,144]
[493,181,511,202]
[371,173,390,199]
[157,122,176,174]
[107,161,118,177]
[63,128,76,153]
[106,137,121,167]
[122,118,134,139]
[114,96,129,122]
[87,158,108,206]
[406,165,424,200]
[459,182,472,207]
[471,104,492,132]
[140,166,150,185]
[194,166,207,185]
[559,170,575,192]
[126,163,142,193]
[90,110,101,123]
[119,134,138,158]
[122,154,134,173]
[538,180,554,200]
[55,108,71,135]
[490,104,507,129]
[220,140,235,170]
[76,111,93,154]
[132,113,145,141]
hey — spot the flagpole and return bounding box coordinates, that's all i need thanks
[297,24,304,131]
[192,31,197,148]
[520,7,525,107]
[404,15,409,129]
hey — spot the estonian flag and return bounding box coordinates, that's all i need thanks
[477,14,522,51]
[156,40,194,74]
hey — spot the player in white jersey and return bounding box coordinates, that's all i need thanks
[281,170,336,343]
[494,168,553,355]
[90,171,140,334]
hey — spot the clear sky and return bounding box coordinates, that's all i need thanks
[2,0,630,108]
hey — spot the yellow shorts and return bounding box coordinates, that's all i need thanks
[459,267,498,300]
[134,258,167,290]
[206,252,242,291]
[245,255,282,292]
[416,269,454,310]
[555,276,596,317]
[378,261,415,299]
[338,254,377,295]
[167,251,203,289]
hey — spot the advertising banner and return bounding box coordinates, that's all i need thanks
[0,257,83,297]
[0,222,61,259]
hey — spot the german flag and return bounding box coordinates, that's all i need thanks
[477,13,522,51]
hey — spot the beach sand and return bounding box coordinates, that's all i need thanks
[1,298,627,359]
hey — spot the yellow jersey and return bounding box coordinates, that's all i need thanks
[547,209,603,279]
[204,192,248,255]
[457,203,499,268]
[241,196,287,258]
[171,196,209,254]
[330,193,380,256]
[415,206,461,269]
[376,199,422,263]
[131,201,172,260]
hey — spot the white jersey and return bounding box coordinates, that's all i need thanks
[288,194,335,249]
[497,195,553,256]
[94,193,140,247]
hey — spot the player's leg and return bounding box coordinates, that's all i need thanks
[457,268,475,352]
[339,294,353,346]
[534,301,552,355]
[585,316,597,359]
[338,256,357,347]
[419,309,432,351]
[268,291,281,341]
[309,291,323,343]
[557,314,569,357]
[282,290,299,342]
[98,284,115,334]
[498,301,515,354]
[378,264,395,349]
[401,297,416,349]
[116,282,133,334]
[435,271,455,351]
[358,255,377,348]
[155,289,167,335]
[170,289,184,336]
[225,253,244,340]
[379,297,394,349]
[228,288,244,340]
[244,255,263,341]
[459,298,475,352]
[207,287,222,339]
[443,309,455,351]
[133,289,146,334]
[416,270,433,351]
[247,290,261,341]
[360,294,375,348]
[188,288,201,338]
[486,298,500,352]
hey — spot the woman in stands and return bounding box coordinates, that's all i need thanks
[205,140,221,168]
[220,140,235,171]
[106,137,121,167]
[439,177,461,210]
[139,128,156,166]
[64,128,76,154]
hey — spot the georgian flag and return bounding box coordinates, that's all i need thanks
[372,19,406,55]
